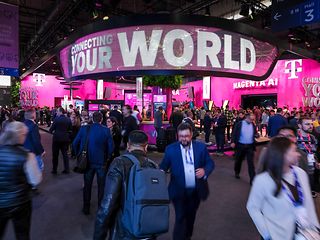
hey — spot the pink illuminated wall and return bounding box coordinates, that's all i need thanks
[21,59,320,109]
[210,59,320,108]
[21,75,97,107]
[172,80,203,106]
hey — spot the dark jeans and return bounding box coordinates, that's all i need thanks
[172,190,200,240]
[52,140,70,172]
[199,119,204,132]
[310,168,320,192]
[0,201,32,240]
[83,167,107,208]
[155,127,161,136]
[226,125,231,141]
[204,128,211,143]
[215,131,225,153]
[234,143,256,182]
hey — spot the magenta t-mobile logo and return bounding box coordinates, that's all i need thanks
[33,73,46,86]
[284,59,302,79]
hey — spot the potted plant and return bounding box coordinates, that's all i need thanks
[143,75,183,119]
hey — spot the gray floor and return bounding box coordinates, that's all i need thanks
[2,131,261,240]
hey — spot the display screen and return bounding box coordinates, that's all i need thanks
[60,24,278,80]
[153,95,167,103]
[125,93,152,111]
[88,104,99,111]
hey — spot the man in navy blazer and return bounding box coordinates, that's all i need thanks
[267,108,288,137]
[73,111,113,215]
[160,123,214,240]
[24,108,45,171]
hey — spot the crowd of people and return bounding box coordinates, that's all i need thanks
[1,103,320,239]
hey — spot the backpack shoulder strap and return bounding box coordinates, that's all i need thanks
[122,153,140,166]
[146,158,158,169]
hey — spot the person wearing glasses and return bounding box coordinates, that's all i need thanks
[297,117,320,191]
[160,122,214,240]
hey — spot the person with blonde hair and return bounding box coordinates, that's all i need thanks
[0,121,42,239]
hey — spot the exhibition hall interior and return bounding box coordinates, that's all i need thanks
[1,0,320,239]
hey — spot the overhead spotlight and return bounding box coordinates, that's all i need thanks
[103,15,109,20]
[205,6,210,16]
[239,4,249,17]
[22,67,26,71]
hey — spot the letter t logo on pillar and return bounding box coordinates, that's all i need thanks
[284,59,302,79]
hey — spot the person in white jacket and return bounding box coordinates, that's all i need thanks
[247,137,319,240]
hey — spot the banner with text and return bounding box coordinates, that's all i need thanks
[60,25,278,79]
[0,3,18,75]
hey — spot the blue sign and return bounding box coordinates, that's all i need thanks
[0,67,19,77]
[272,0,320,32]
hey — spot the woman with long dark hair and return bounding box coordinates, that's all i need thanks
[106,116,121,159]
[247,137,319,240]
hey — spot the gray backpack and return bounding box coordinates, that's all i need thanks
[121,154,170,238]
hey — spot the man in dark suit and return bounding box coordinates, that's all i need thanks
[267,108,288,137]
[73,112,113,215]
[231,113,258,185]
[49,107,72,174]
[213,109,227,155]
[24,108,45,171]
[160,123,215,240]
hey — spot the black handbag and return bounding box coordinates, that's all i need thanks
[74,126,90,174]
[196,178,210,201]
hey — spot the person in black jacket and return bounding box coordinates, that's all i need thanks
[106,116,122,159]
[0,122,42,239]
[213,109,227,155]
[49,107,72,174]
[94,131,156,240]
[170,107,184,132]
[121,105,138,147]
[109,105,123,128]
[204,110,212,145]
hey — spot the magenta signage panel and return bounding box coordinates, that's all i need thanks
[60,25,278,79]
[153,95,167,102]
[0,2,19,69]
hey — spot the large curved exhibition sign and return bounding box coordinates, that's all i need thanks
[56,15,311,81]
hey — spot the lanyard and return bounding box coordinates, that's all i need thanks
[298,132,312,153]
[282,167,304,207]
[184,148,193,165]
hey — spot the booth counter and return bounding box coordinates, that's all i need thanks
[140,121,170,145]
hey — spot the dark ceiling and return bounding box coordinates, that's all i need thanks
[1,0,320,78]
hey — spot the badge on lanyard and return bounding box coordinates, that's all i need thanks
[307,153,316,166]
